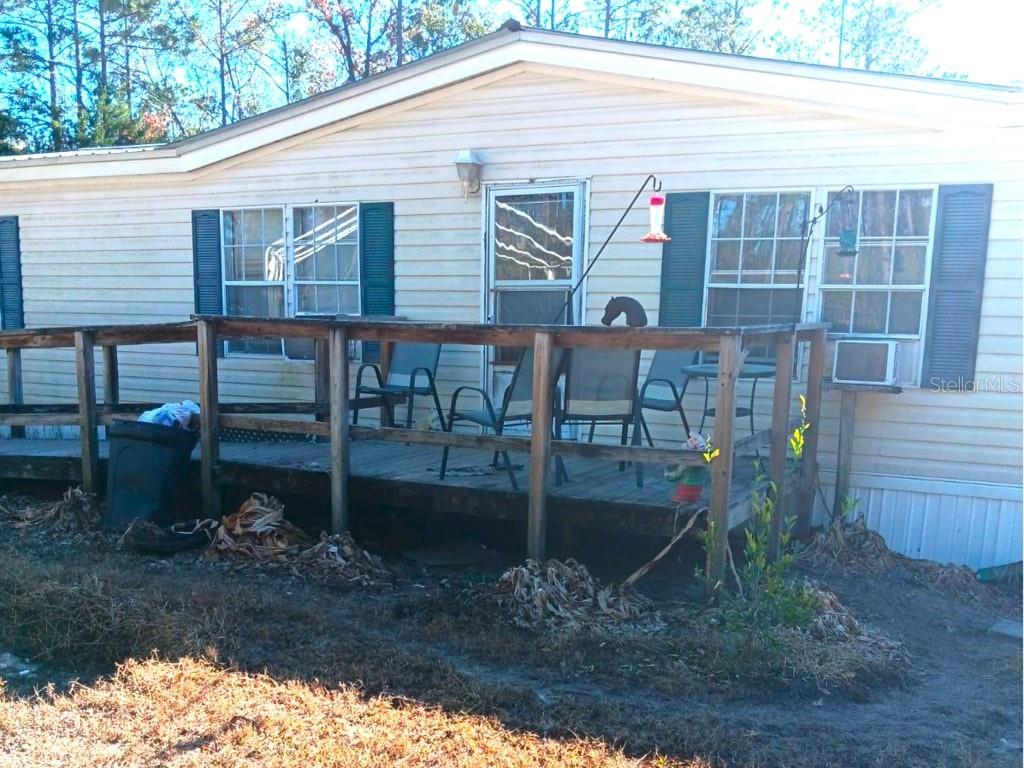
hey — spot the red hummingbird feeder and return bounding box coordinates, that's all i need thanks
[641,195,671,243]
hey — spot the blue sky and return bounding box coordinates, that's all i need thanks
[493,0,1024,85]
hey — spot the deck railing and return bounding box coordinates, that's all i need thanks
[0,316,827,588]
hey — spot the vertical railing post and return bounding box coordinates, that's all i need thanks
[378,340,394,426]
[74,331,99,494]
[197,320,221,520]
[6,348,24,439]
[314,337,329,425]
[329,326,351,533]
[768,332,795,562]
[102,345,119,405]
[707,333,741,596]
[796,327,827,538]
[832,388,857,525]
[527,332,554,561]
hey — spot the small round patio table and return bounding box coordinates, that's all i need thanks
[681,362,777,436]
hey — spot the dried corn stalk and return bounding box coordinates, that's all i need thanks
[0,486,99,532]
[293,532,390,584]
[206,493,389,585]
[496,558,656,632]
[207,493,311,562]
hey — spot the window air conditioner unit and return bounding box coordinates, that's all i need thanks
[832,339,899,386]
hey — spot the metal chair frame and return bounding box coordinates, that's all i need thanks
[353,343,447,431]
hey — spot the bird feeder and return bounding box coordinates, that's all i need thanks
[836,227,858,280]
[640,195,671,243]
[838,227,858,257]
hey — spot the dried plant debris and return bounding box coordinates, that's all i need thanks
[208,493,311,562]
[118,517,217,554]
[803,516,896,573]
[809,584,907,659]
[293,532,392,584]
[0,486,100,533]
[804,516,997,605]
[205,493,390,585]
[495,558,659,632]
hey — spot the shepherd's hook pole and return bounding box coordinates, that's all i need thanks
[554,174,662,323]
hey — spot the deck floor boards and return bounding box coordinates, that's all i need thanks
[0,436,771,536]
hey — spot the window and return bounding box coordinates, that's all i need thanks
[705,192,810,355]
[221,204,360,356]
[819,189,932,337]
[488,185,584,364]
[293,204,360,315]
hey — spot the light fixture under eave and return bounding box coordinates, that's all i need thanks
[454,149,482,199]
[640,194,671,243]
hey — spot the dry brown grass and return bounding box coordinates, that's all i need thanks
[0,657,699,767]
[0,549,250,665]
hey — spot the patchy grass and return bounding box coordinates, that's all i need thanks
[0,657,696,767]
[0,507,1016,768]
[0,547,257,666]
[406,584,908,701]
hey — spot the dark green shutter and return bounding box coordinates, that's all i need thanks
[0,216,24,330]
[658,192,710,327]
[922,184,993,389]
[359,201,395,362]
[192,209,224,356]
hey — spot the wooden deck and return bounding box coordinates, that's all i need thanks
[0,436,771,537]
[0,317,828,585]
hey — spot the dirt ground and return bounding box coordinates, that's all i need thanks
[0,491,1019,768]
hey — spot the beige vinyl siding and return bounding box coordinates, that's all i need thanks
[0,69,1020,488]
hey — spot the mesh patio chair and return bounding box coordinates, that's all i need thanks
[439,347,564,491]
[638,349,698,445]
[555,347,643,487]
[353,342,447,430]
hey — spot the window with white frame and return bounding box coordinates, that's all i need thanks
[819,189,933,337]
[487,185,583,364]
[221,204,360,356]
[705,191,811,355]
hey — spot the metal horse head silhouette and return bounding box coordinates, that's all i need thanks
[601,296,648,328]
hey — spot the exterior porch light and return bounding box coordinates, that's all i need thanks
[454,150,482,199]
[640,195,671,243]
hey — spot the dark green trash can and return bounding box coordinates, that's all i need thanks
[104,420,199,530]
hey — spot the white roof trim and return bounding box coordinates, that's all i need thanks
[1,25,1020,183]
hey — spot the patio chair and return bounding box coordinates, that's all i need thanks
[353,342,447,430]
[638,349,698,445]
[555,347,643,487]
[439,347,564,491]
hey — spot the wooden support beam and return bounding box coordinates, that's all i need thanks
[527,332,554,561]
[832,388,858,521]
[197,320,221,520]
[378,340,394,426]
[102,346,119,405]
[796,327,827,538]
[768,332,795,562]
[706,334,742,596]
[314,338,329,425]
[329,327,351,533]
[6,348,24,438]
[74,331,99,494]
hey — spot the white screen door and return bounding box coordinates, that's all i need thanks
[484,181,586,408]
